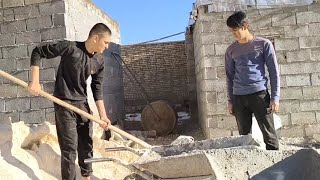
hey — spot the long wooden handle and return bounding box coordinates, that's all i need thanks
[0,70,152,149]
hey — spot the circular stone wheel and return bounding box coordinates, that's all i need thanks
[141,100,177,136]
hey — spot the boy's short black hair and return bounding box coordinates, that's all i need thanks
[226,11,248,28]
[89,23,112,37]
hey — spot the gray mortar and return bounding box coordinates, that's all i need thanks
[151,135,259,157]
[133,135,320,179]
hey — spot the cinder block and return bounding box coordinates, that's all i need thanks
[305,124,320,137]
[272,13,296,26]
[300,100,320,111]
[311,48,320,61]
[0,112,19,122]
[17,58,30,70]
[204,91,217,104]
[30,97,53,109]
[291,112,316,125]
[16,31,41,45]
[280,100,300,113]
[308,23,320,36]
[300,36,320,48]
[282,5,309,13]
[286,49,311,62]
[296,11,320,24]
[1,20,27,34]
[208,127,231,138]
[2,45,28,58]
[0,84,17,98]
[217,92,227,103]
[3,9,14,21]
[284,25,308,37]
[3,70,29,83]
[201,79,226,92]
[25,0,52,5]
[0,11,3,22]
[280,63,320,75]
[281,125,305,137]
[45,108,55,124]
[0,99,5,112]
[27,45,36,56]
[276,51,286,64]
[203,67,217,80]
[202,56,224,68]
[278,114,290,126]
[254,27,284,37]
[311,73,320,85]
[3,0,24,8]
[202,44,215,56]
[206,103,227,115]
[17,86,31,97]
[26,16,52,31]
[11,70,29,82]
[215,44,229,56]
[303,86,320,100]
[286,74,310,86]
[216,67,226,79]
[5,98,30,111]
[201,21,228,33]
[274,38,299,51]
[39,1,65,15]
[208,115,237,129]
[53,13,65,27]
[20,110,45,124]
[281,87,302,100]
[41,27,66,41]
[201,32,234,44]
[250,15,272,29]
[14,5,40,20]
[0,59,17,71]
[0,33,15,46]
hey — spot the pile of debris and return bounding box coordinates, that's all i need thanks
[1,115,320,179]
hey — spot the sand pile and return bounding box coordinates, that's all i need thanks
[0,116,139,180]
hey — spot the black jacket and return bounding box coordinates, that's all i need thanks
[31,40,104,101]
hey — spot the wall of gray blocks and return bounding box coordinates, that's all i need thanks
[0,0,120,124]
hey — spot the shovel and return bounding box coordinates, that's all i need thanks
[0,70,152,149]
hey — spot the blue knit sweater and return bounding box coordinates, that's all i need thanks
[225,36,280,102]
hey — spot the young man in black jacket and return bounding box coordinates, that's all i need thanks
[28,23,112,180]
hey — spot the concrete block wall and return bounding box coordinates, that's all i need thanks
[121,41,190,113]
[193,2,320,138]
[0,0,120,123]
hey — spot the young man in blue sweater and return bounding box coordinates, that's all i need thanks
[225,11,280,150]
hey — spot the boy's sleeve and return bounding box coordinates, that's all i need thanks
[225,47,235,103]
[91,60,105,101]
[264,40,280,102]
[30,40,71,67]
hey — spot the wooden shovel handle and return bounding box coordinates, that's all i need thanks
[0,70,152,149]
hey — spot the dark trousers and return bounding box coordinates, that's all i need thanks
[54,101,93,180]
[233,90,279,150]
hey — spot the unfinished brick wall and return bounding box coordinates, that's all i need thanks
[121,41,190,113]
[193,2,320,139]
[0,0,119,124]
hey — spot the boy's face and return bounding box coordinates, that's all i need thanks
[93,32,111,53]
[229,25,248,41]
